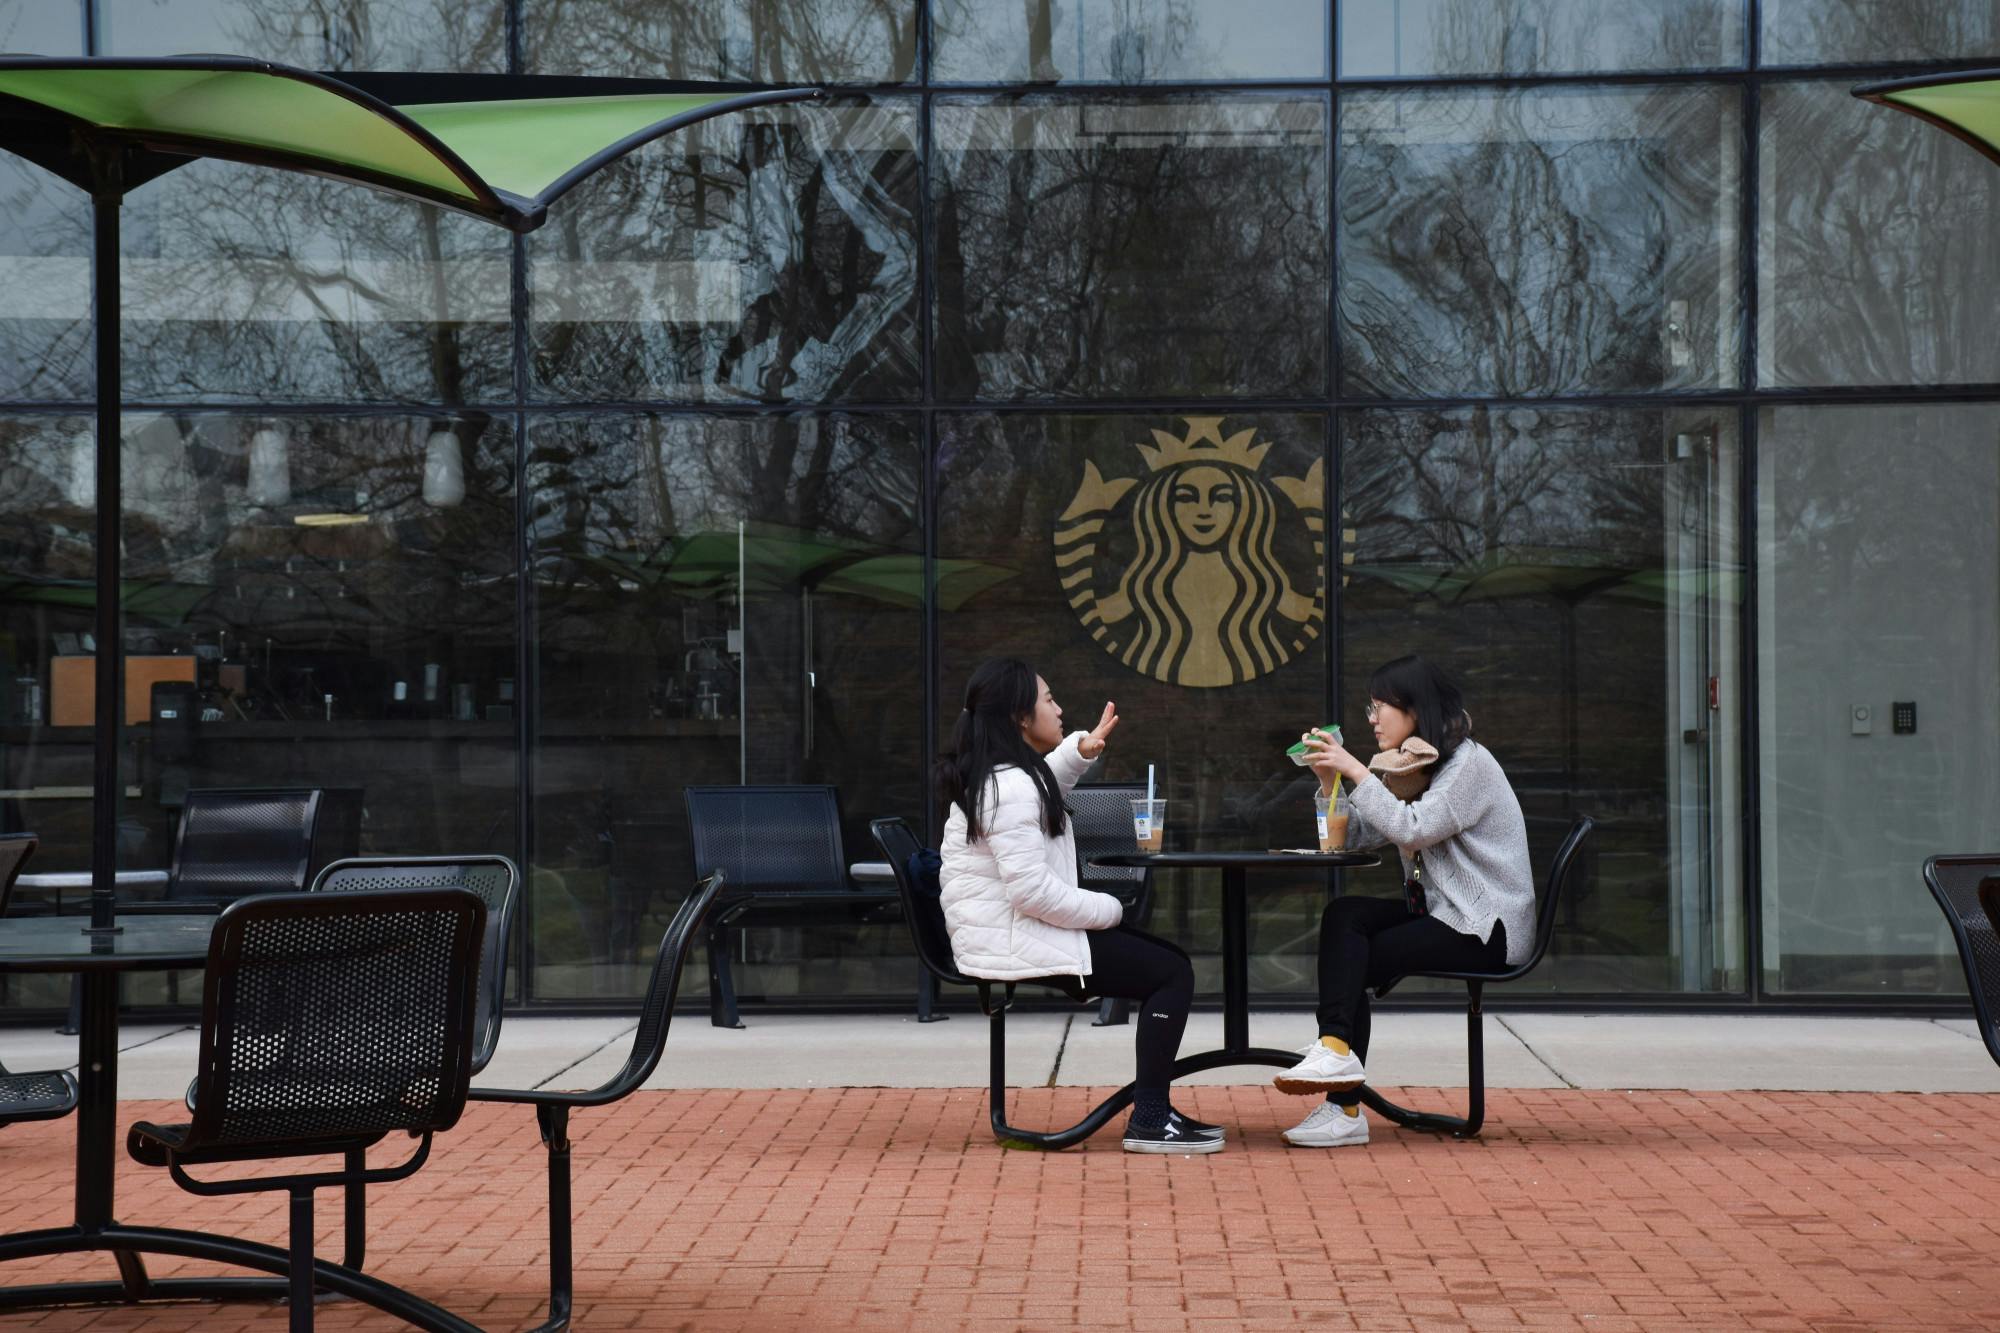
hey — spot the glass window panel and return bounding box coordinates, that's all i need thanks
[1759,80,2000,389]
[1760,0,2000,67]
[937,411,1331,997]
[100,0,506,69]
[1342,405,1744,994]
[933,95,1329,401]
[526,411,922,1001]
[113,161,513,405]
[931,0,1327,84]
[0,153,93,401]
[1338,85,1742,398]
[1338,0,1745,77]
[1757,402,1999,996]
[525,0,917,83]
[528,100,920,405]
[0,3,84,55]
[0,410,518,887]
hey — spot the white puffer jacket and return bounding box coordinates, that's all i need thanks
[939,732,1123,980]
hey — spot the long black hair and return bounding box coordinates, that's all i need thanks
[938,657,1066,840]
[1367,654,1473,765]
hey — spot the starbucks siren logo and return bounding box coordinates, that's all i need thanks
[1055,418,1324,688]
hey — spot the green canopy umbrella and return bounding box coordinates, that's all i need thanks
[0,55,819,937]
[0,575,212,625]
[1854,69,2000,168]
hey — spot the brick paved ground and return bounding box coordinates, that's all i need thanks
[2,1086,1996,1331]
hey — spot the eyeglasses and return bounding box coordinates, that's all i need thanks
[1365,701,1385,722]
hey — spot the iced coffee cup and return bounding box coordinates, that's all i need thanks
[1130,798,1166,852]
[1313,792,1351,852]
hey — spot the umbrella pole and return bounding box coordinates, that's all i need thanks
[86,185,123,936]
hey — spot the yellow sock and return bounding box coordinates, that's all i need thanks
[1341,1104,1360,1118]
[1319,1036,1350,1056]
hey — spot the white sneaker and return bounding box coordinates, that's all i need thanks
[1272,1041,1366,1095]
[1283,1101,1369,1148]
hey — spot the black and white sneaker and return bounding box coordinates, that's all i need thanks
[1167,1109,1225,1140]
[1123,1114,1225,1154]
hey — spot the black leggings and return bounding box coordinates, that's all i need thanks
[1316,895,1505,1096]
[1080,926,1194,1095]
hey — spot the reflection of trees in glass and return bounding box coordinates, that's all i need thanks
[1339,86,1739,397]
[526,415,918,644]
[932,0,1328,84]
[106,162,513,404]
[1760,82,2000,388]
[1338,0,1740,77]
[0,413,517,686]
[1760,0,2000,67]
[101,0,505,69]
[524,0,916,82]
[530,104,919,404]
[934,96,1327,400]
[1343,406,1662,570]
[0,157,91,400]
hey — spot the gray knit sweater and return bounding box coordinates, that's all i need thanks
[1344,740,1536,965]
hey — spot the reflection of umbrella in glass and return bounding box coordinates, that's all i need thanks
[568,527,1017,610]
[0,56,818,930]
[816,555,1018,612]
[0,577,212,626]
[662,525,870,596]
[1855,70,2000,167]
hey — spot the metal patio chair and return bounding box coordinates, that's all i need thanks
[307,854,521,1273]
[165,787,324,904]
[468,870,727,1333]
[1358,816,1594,1139]
[0,833,78,1129]
[1922,855,2000,1069]
[871,817,1106,1149]
[126,888,485,1332]
[684,786,897,1027]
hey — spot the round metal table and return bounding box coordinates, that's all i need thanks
[0,913,476,1329]
[1092,850,1380,1055]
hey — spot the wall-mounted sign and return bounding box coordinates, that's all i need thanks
[1056,417,1323,687]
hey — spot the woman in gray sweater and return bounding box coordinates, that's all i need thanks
[1274,655,1534,1148]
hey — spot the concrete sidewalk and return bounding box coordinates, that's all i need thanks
[4,1009,1995,1099]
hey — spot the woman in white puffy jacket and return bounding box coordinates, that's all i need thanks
[939,656,1222,1154]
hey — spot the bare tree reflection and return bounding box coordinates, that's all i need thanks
[1339,85,1738,397]
[526,0,916,82]
[934,96,1327,399]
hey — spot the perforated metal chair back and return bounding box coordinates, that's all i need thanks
[187,889,483,1150]
[870,817,970,986]
[310,855,520,1075]
[685,785,848,894]
[1923,855,2000,1068]
[1068,784,1147,897]
[167,787,321,902]
[0,832,38,916]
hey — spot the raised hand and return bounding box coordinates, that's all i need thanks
[1078,701,1119,760]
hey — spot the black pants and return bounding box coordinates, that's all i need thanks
[1080,925,1194,1095]
[1315,895,1505,1087]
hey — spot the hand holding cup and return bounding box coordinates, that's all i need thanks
[1303,727,1370,791]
